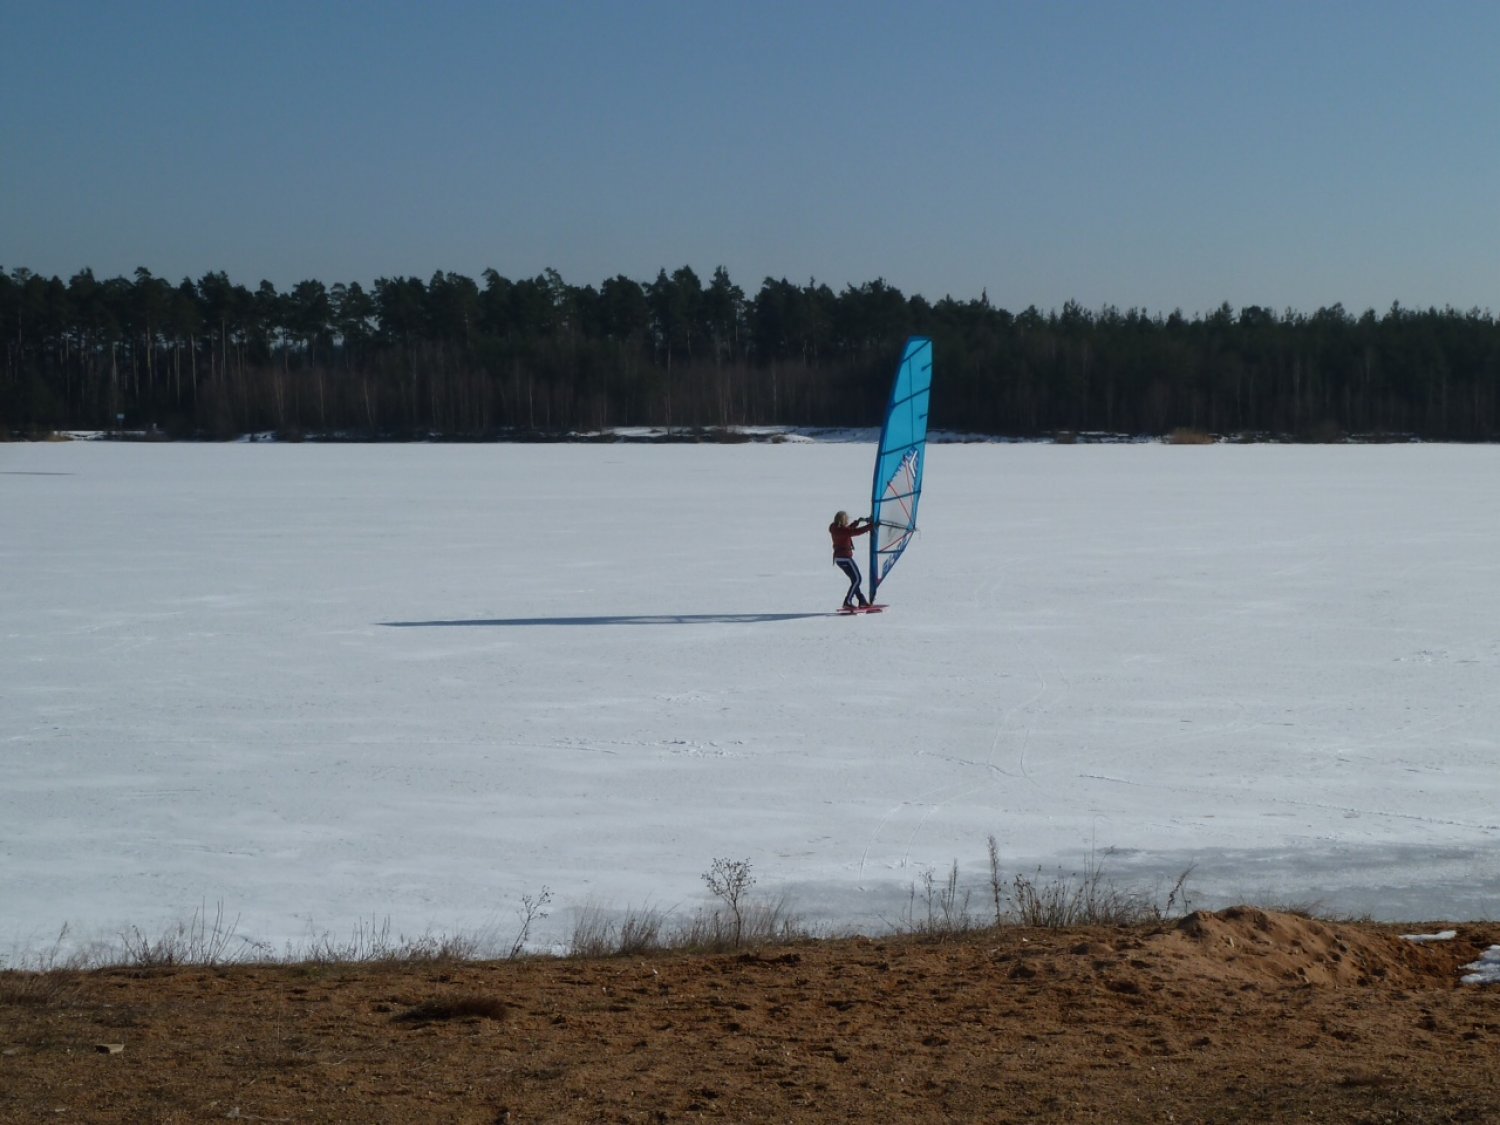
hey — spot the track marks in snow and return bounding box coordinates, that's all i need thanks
[855,789,955,880]
[1003,654,1062,798]
[1394,640,1500,666]
[855,644,1064,881]
[851,543,1076,880]
[663,739,742,758]
[544,736,745,758]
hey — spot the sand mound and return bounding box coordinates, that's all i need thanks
[988,907,1469,994]
[1155,905,1461,988]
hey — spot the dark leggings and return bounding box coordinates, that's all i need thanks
[835,557,867,606]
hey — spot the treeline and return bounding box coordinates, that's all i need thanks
[3,264,1499,440]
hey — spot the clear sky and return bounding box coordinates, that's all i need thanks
[4,0,1498,315]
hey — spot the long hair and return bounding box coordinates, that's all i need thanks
[832,511,849,528]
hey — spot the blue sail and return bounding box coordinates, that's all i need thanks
[868,336,932,601]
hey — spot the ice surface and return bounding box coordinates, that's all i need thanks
[3,440,1499,957]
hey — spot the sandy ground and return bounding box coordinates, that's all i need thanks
[4,908,1499,1124]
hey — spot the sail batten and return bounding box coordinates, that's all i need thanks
[868,336,933,601]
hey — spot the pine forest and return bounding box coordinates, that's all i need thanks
[4,265,1498,441]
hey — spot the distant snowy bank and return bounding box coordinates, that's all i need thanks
[44,425,1430,445]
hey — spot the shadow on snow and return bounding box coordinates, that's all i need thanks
[382,613,833,627]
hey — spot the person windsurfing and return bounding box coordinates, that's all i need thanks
[829,511,873,609]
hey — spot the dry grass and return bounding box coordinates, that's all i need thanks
[4,850,1206,971]
[116,902,247,967]
[299,916,490,964]
[670,898,807,953]
[0,970,83,1008]
[891,838,1197,938]
[570,903,668,958]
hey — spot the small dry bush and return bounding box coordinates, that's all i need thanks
[899,861,981,938]
[1010,855,1195,928]
[673,898,805,953]
[1010,868,1147,927]
[617,909,667,953]
[118,903,245,967]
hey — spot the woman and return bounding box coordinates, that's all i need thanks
[829,511,873,609]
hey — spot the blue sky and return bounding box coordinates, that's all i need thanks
[3,0,1497,314]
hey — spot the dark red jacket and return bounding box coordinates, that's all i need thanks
[829,519,871,559]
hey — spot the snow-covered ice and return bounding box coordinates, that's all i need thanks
[3,439,1499,958]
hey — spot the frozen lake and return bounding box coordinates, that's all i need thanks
[4,438,1499,958]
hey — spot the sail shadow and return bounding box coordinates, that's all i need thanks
[382,612,832,628]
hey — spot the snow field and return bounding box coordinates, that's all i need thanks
[3,439,1498,958]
